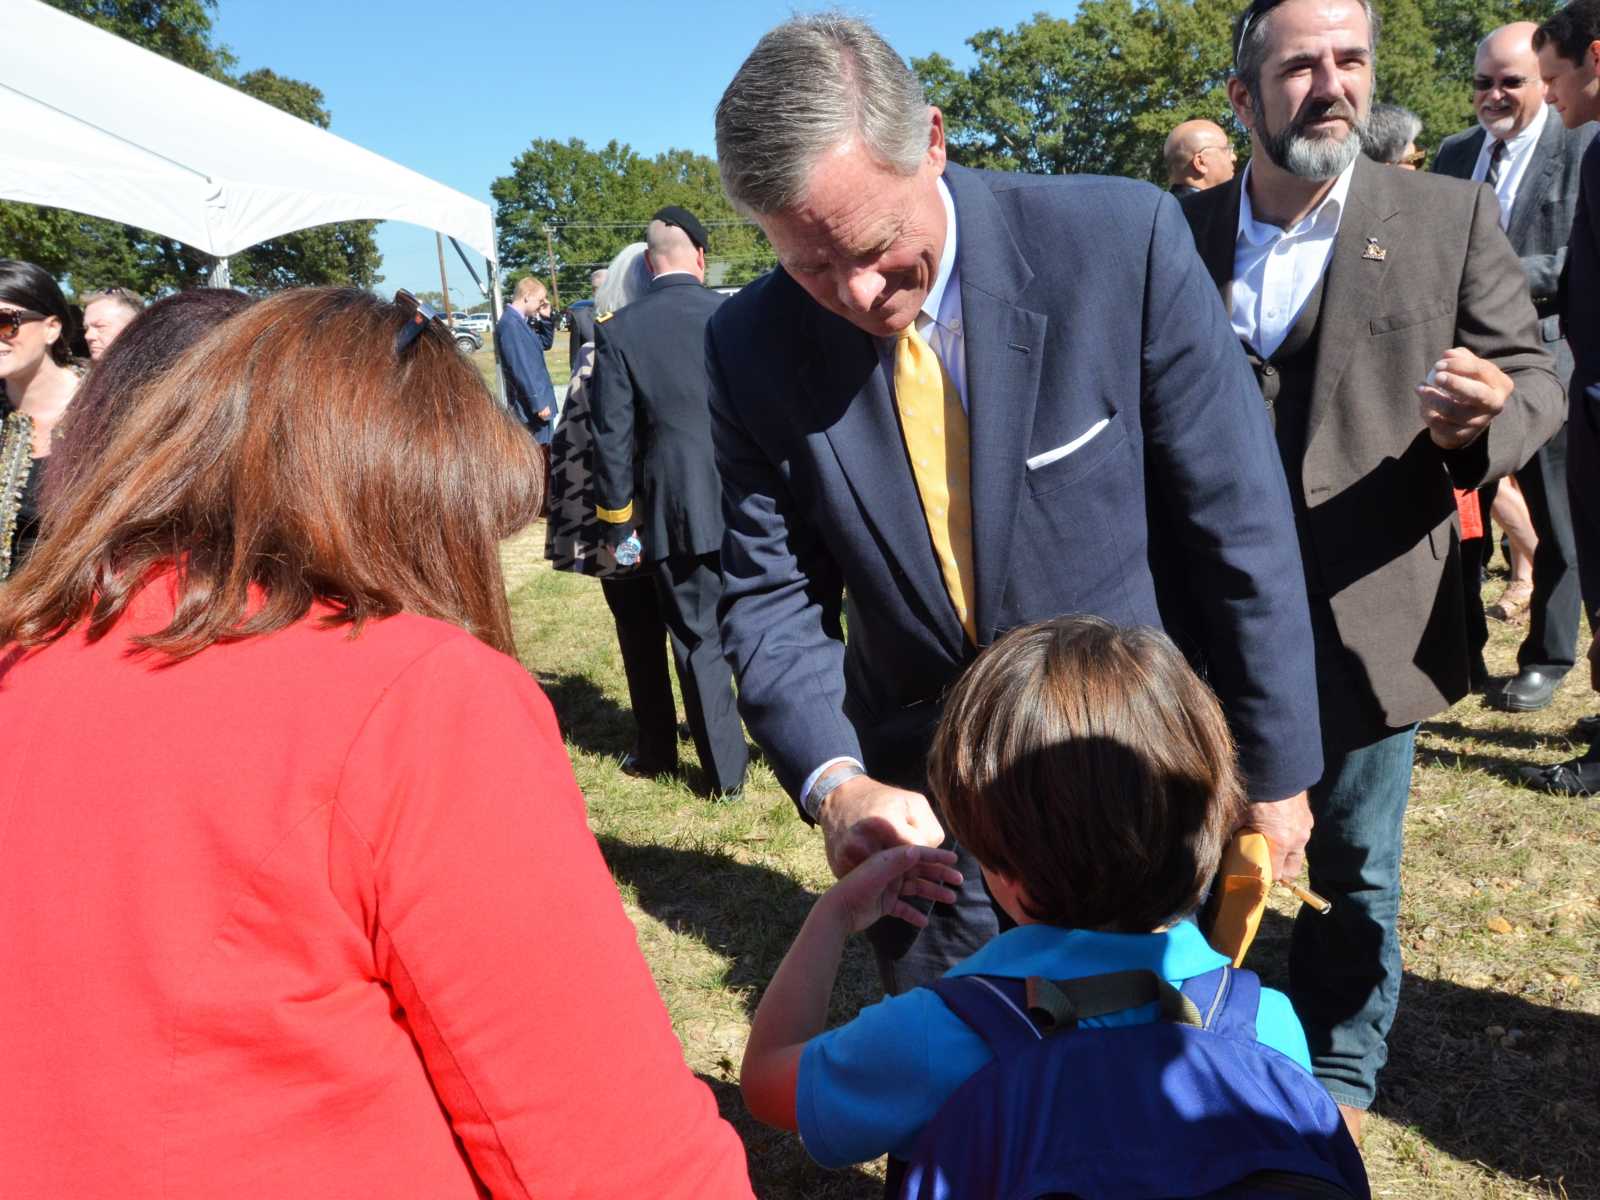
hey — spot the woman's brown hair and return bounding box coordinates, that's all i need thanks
[928,616,1246,932]
[0,288,542,658]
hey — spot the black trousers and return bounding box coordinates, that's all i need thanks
[1513,424,1583,673]
[652,552,749,795]
[1568,388,1600,623]
[600,573,677,769]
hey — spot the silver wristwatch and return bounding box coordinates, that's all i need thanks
[803,761,867,822]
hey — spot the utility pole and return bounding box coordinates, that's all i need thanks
[435,233,453,327]
[543,225,561,310]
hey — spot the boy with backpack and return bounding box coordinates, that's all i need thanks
[740,616,1367,1198]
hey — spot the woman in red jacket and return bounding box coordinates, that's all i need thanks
[0,288,752,1199]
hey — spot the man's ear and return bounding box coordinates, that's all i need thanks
[926,106,948,172]
[1226,77,1255,133]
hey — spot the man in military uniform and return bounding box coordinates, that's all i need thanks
[591,207,748,798]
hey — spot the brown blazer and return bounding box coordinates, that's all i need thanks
[1181,156,1565,728]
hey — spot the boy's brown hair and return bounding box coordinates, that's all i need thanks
[928,616,1245,932]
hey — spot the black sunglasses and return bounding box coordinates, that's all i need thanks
[393,289,444,356]
[1472,74,1532,92]
[0,308,46,342]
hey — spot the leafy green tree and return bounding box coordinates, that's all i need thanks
[915,0,1562,185]
[492,139,774,302]
[0,1,380,294]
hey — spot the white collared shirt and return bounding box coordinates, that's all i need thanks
[1471,102,1549,231]
[1230,159,1356,360]
[915,175,968,412]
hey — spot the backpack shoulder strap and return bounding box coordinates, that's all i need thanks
[1179,966,1263,1040]
[928,976,1042,1061]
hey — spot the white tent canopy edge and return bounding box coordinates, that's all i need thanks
[0,0,498,304]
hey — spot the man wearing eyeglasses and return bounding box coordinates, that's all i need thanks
[1163,119,1238,196]
[1435,23,1596,718]
[1179,0,1563,1141]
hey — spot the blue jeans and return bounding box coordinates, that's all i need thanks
[1288,722,1418,1110]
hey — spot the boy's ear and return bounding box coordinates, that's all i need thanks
[982,865,1034,923]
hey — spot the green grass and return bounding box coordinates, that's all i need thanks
[500,519,1599,1199]
[470,331,571,396]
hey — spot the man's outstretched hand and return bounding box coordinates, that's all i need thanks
[817,774,946,879]
[1244,790,1314,882]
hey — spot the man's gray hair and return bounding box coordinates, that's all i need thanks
[594,243,651,314]
[79,286,144,314]
[1361,102,1422,164]
[715,12,931,214]
[1234,0,1382,99]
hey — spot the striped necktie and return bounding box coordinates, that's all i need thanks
[892,320,976,642]
[1485,137,1507,189]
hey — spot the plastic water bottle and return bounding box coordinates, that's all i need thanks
[615,533,643,567]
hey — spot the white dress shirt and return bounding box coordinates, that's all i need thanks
[1230,160,1356,360]
[1471,102,1549,231]
[801,176,966,810]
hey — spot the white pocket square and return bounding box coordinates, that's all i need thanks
[1026,418,1111,471]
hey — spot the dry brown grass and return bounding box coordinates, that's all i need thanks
[499,520,1598,1200]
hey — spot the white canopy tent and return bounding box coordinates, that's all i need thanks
[0,0,499,310]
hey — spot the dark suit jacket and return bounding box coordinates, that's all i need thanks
[1182,157,1565,728]
[708,164,1323,807]
[495,307,556,443]
[1568,137,1600,409]
[590,274,726,562]
[566,301,597,368]
[1434,113,1597,380]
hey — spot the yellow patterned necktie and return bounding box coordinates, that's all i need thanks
[893,320,976,643]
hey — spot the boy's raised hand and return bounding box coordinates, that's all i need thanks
[820,845,964,934]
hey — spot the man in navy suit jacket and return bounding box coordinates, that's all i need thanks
[710,14,1323,995]
[495,276,557,445]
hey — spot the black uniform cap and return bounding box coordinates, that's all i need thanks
[651,205,709,251]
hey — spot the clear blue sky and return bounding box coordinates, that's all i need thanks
[211,1,1059,302]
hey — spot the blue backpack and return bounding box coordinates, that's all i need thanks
[900,966,1370,1200]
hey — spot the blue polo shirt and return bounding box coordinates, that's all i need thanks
[795,921,1312,1168]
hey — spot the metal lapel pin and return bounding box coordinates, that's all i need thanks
[1362,237,1387,262]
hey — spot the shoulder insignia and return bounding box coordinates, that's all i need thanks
[596,310,615,323]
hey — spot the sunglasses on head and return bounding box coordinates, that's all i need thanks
[393,289,444,356]
[1234,0,1287,65]
[0,309,46,342]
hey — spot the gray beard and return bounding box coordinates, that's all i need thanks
[1263,115,1367,180]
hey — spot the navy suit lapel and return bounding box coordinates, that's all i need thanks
[807,306,969,657]
[1437,128,1485,180]
[943,166,1048,644]
[1191,178,1244,300]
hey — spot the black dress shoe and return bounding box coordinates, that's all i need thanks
[1490,668,1562,712]
[1517,757,1600,796]
[620,752,675,778]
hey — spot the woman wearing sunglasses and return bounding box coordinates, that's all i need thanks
[0,259,82,578]
[0,288,753,1199]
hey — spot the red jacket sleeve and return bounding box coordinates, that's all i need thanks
[329,635,753,1198]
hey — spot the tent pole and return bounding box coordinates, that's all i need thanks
[210,256,231,288]
[489,213,507,410]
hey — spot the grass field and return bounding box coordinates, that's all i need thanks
[503,340,1598,1199]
